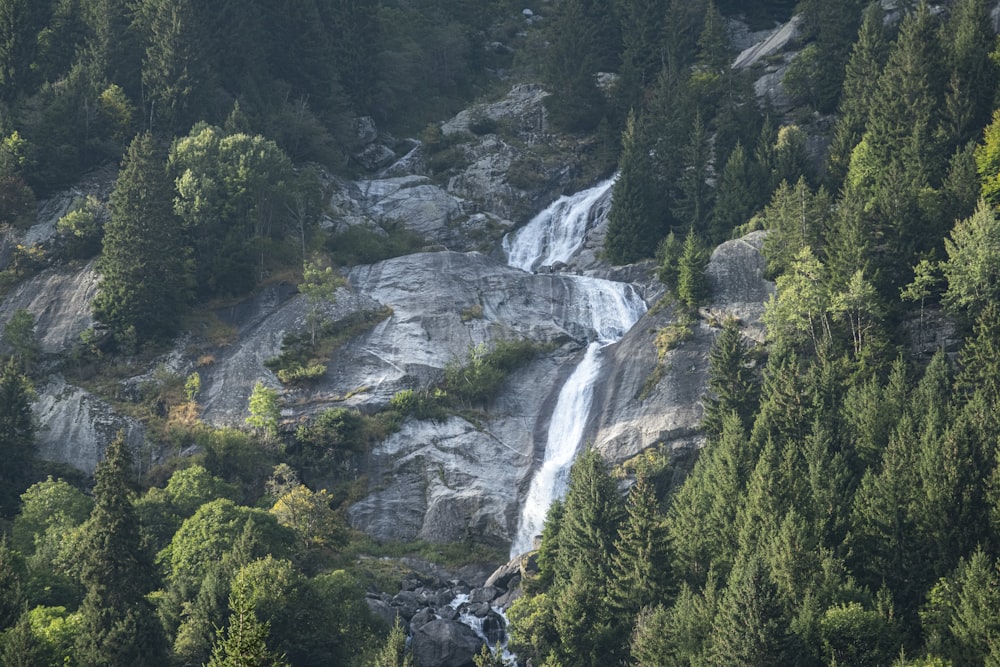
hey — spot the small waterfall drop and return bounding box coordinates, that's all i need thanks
[505,176,646,558]
[502,176,615,272]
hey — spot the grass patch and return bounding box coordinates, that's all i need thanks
[460,303,484,322]
[266,307,392,386]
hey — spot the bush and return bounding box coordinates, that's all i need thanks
[326,225,425,267]
[443,339,538,407]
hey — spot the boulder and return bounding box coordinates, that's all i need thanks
[468,586,500,604]
[410,619,484,667]
[409,607,437,632]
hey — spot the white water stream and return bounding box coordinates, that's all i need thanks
[505,176,646,558]
[502,176,615,272]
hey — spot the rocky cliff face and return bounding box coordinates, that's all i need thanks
[5,81,776,547]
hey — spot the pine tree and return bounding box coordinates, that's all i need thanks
[206,575,290,667]
[616,0,666,109]
[940,0,998,148]
[702,318,758,438]
[607,474,673,617]
[139,0,215,133]
[760,177,832,278]
[0,358,35,515]
[672,112,713,236]
[553,448,624,589]
[676,228,709,309]
[605,111,662,264]
[75,433,167,666]
[707,554,794,666]
[541,0,612,133]
[93,132,189,347]
[709,142,755,243]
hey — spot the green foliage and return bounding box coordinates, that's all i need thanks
[2,307,38,371]
[443,339,539,408]
[941,199,1000,320]
[676,229,710,309]
[56,195,104,259]
[245,381,280,441]
[0,358,36,515]
[266,307,392,386]
[605,111,663,265]
[74,433,167,666]
[93,132,189,347]
[326,223,426,267]
[702,318,759,438]
[205,574,289,667]
[161,498,293,597]
[373,617,413,667]
[169,124,295,298]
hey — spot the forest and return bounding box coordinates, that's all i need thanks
[1,0,1000,665]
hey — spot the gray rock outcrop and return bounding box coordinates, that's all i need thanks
[411,620,484,667]
[33,375,145,474]
[0,261,99,354]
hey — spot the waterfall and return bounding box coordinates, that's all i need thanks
[505,176,646,558]
[502,176,615,272]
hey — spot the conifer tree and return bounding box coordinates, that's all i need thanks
[702,318,758,438]
[206,575,290,667]
[707,554,794,666]
[75,433,167,666]
[93,132,188,347]
[605,111,662,264]
[607,474,673,618]
[0,358,35,515]
[676,228,710,309]
[826,1,887,189]
[672,113,713,236]
[541,0,612,132]
[940,0,998,148]
[709,142,755,243]
[760,177,832,278]
[616,0,666,109]
[553,448,624,589]
[139,0,214,133]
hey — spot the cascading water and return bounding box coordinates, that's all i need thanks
[505,176,646,558]
[502,176,615,272]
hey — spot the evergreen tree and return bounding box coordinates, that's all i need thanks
[93,132,188,347]
[702,318,758,438]
[672,112,713,235]
[553,448,624,589]
[676,228,710,309]
[826,1,887,189]
[138,0,215,134]
[790,0,865,113]
[760,177,832,278]
[607,474,673,617]
[605,111,662,264]
[206,575,290,667]
[707,554,794,666]
[616,0,666,109]
[0,358,35,515]
[75,433,167,666]
[940,0,998,148]
[709,141,756,243]
[541,0,612,132]
[695,0,728,74]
